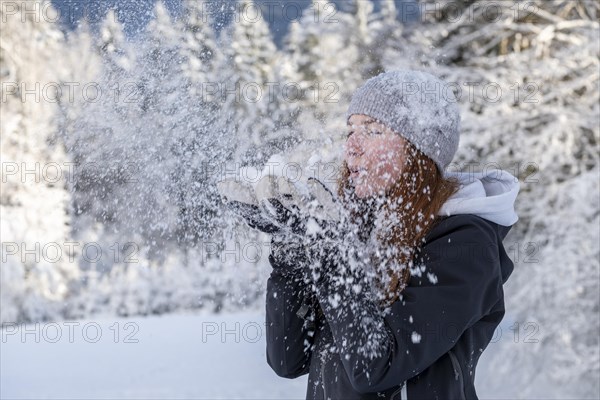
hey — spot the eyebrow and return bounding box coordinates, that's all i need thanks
[347,118,378,127]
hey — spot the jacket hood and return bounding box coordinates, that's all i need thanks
[437,168,520,227]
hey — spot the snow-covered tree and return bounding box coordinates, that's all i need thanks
[337,0,384,79]
[179,0,223,95]
[281,1,363,125]
[0,0,79,323]
[214,0,287,166]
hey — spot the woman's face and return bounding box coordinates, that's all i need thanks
[344,114,409,199]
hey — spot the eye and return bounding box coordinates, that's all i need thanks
[346,130,355,139]
[369,130,383,136]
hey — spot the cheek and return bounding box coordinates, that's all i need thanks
[365,147,404,185]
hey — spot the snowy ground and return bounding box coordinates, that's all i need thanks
[1,310,526,399]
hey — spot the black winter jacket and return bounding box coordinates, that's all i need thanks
[265,214,515,400]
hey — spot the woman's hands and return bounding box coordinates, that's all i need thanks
[216,178,282,234]
[217,174,340,236]
[217,173,354,287]
[254,175,344,237]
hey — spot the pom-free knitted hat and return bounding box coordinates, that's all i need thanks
[346,69,461,174]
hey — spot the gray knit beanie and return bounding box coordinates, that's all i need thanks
[346,69,461,174]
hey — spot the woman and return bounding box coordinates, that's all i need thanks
[265,69,520,399]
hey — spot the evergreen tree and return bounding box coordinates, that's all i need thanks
[179,0,223,96]
[217,0,281,166]
[0,0,78,323]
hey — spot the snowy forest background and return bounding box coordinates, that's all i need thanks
[1,0,599,398]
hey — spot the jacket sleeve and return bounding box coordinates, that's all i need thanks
[312,216,506,393]
[265,253,316,379]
